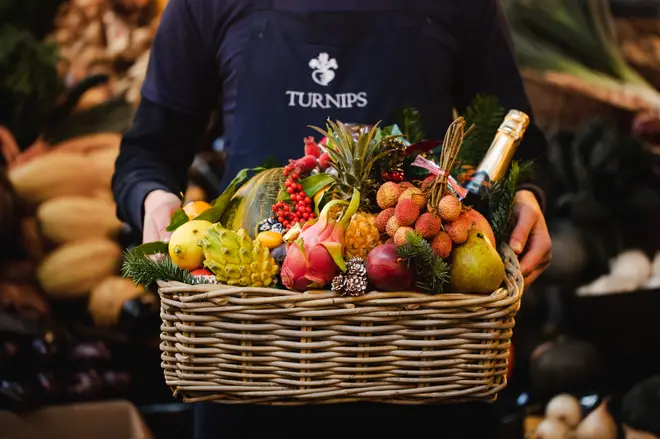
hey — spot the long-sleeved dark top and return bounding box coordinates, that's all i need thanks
[112,0,554,233]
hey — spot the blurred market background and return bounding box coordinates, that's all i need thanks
[1,0,660,438]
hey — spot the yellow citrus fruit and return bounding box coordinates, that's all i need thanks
[257,231,284,249]
[168,220,214,270]
[182,201,212,220]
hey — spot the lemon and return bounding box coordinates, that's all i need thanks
[168,220,214,270]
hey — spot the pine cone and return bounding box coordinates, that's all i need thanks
[331,275,346,293]
[343,275,368,297]
[346,257,367,277]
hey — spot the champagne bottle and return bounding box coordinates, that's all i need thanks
[461,110,530,207]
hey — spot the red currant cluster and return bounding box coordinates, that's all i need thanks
[271,166,315,230]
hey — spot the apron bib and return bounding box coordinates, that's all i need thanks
[221,0,453,189]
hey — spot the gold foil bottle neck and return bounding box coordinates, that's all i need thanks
[498,110,530,141]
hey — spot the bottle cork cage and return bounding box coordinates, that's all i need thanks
[158,245,523,405]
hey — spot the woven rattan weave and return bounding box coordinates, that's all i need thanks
[158,245,523,405]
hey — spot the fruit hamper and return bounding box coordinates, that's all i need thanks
[123,106,530,405]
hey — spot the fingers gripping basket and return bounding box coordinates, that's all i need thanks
[158,245,523,405]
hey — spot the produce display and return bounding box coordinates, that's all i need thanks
[576,249,660,295]
[123,106,531,299]
[504,0,660,113]
[530,393,617,439]
[2,128,152,329]
[48,0,158,107]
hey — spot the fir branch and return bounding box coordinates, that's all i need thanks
[487,160,536,247]
[396,106,426,143]
[454,95,505,172]
[397,231,451,293]
[121,248,205,289]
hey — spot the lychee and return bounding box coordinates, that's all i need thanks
[431,232,452,259]
[377,182,403,209]
[394,226,414,247]
[399,181,415,190]
[445,214,470,244]
[437,194,462,221]
[414,212,442,239]
[399,187,426,209]
[386,215,400,238]
[384,238,394,245]
[395,199,421,226]
[376,208,395,234]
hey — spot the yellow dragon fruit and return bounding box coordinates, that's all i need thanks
[202,226,279,287]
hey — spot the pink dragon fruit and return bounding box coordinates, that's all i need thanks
[281,189,360,291]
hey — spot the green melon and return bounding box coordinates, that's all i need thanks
[220,167,285,237]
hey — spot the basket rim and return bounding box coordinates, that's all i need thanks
[157,244,524,307]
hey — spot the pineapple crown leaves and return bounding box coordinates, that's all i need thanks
[309,120,405,204]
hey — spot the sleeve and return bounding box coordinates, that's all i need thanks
[141,0,220,115]
[452,0,555,211]
[111,98,210,232]
[112,0,220,232]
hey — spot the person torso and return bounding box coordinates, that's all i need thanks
[180,0,467,187]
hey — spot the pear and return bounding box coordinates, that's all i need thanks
[449,226,505,293]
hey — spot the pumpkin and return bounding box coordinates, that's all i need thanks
[220,167,286,237]
[37,196,123,244]
[37,238,121,299]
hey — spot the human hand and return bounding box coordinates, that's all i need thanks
[508,190,552,286]
[143,190,181,244]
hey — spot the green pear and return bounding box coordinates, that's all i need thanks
[449,226,506,293]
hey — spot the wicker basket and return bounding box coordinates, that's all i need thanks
[158,245,523,405]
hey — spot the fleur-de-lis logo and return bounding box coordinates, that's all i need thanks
[309,52,338,87]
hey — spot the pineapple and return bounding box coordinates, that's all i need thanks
[344,211,380,258]
[202,225,279,287]
[310,121,403,259]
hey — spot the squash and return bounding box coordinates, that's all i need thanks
[88,276,145,328]
[37,196,123,244]
[8,152,101,205]
[220,167,285,237]
[88,145,119,190]
[51,132,121,155]
[37,238,122,299]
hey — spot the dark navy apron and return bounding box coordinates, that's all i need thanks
[218,0,454,190]
[202,2,495,438]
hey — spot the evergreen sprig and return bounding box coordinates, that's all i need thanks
[487,160,535,247]
[396,106,426,143]
[397,231,451,293]
[121,248,205,289]
[454,95,506,172]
